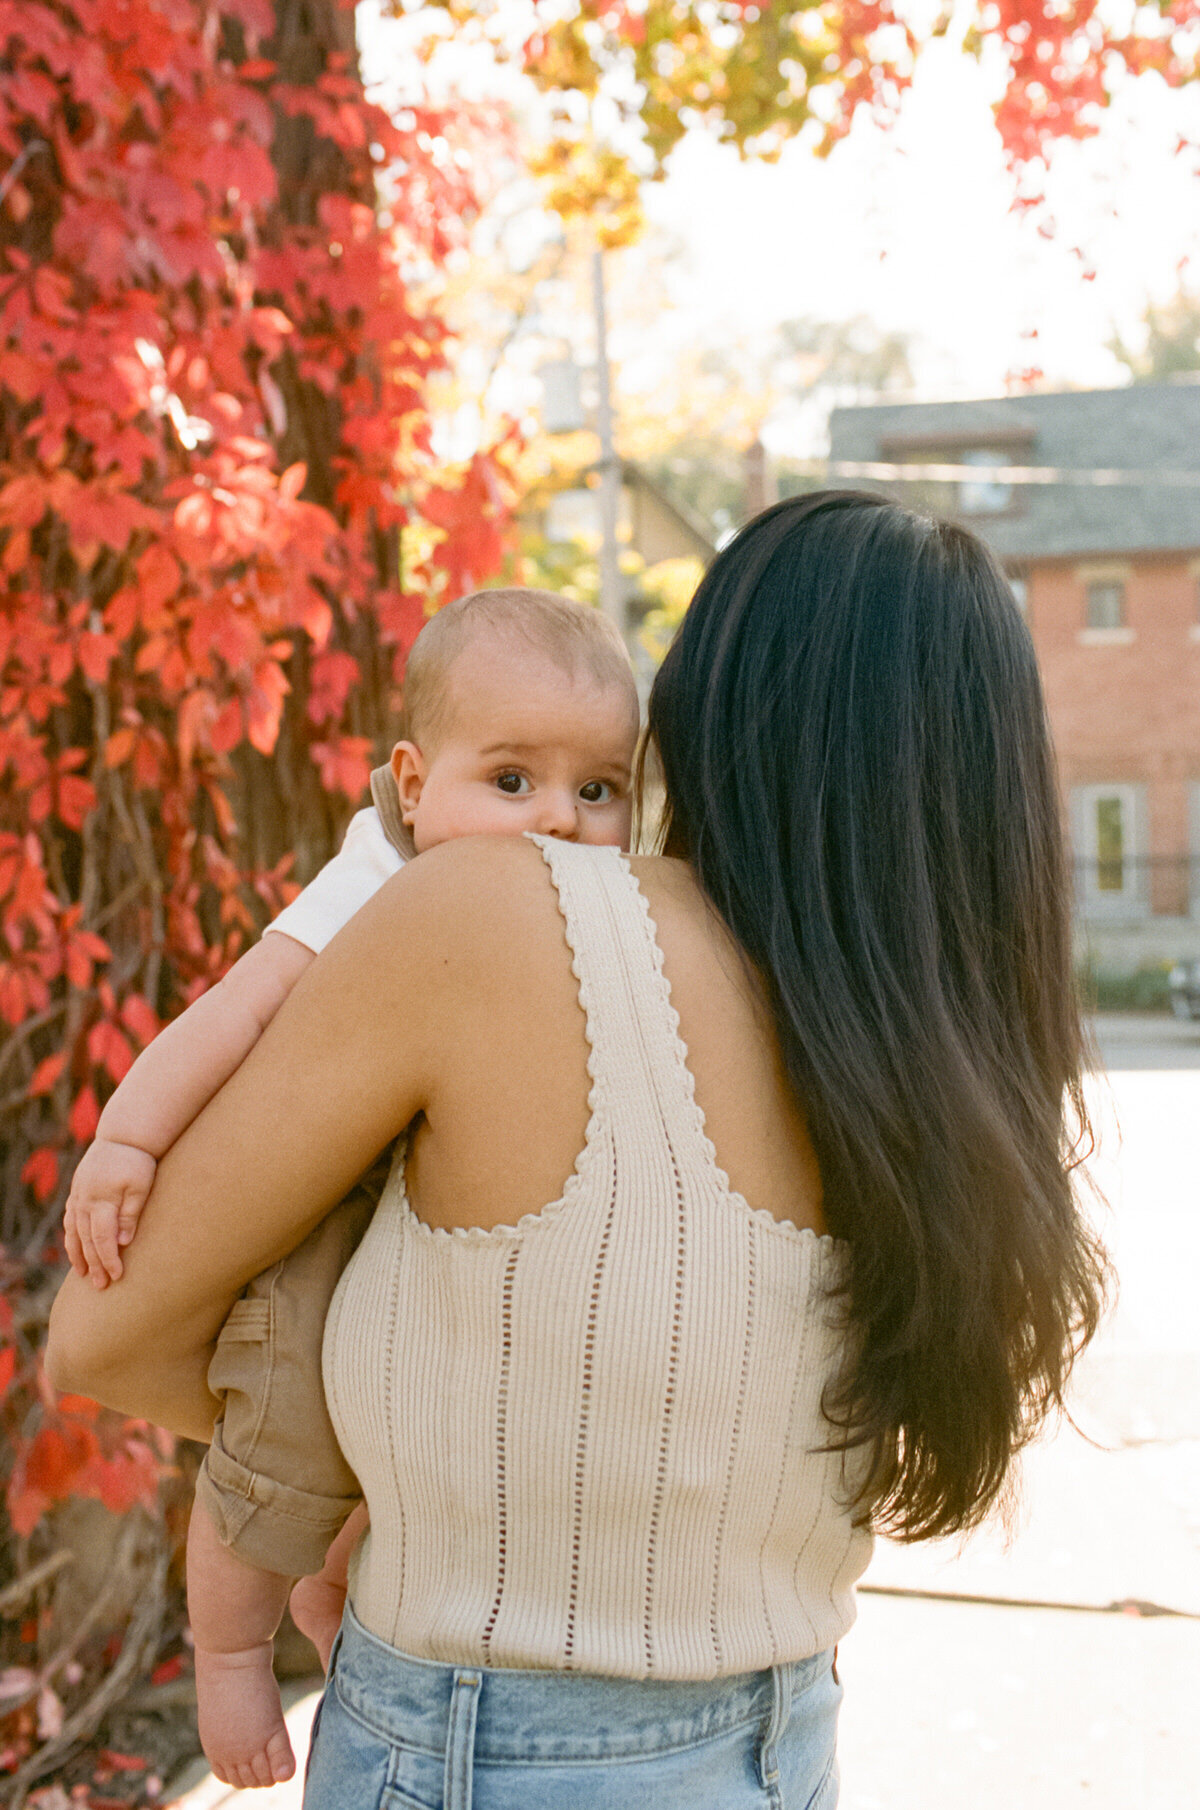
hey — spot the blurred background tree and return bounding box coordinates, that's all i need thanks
[1110,287,1200,383]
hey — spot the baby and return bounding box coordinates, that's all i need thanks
[63,587,640,1789]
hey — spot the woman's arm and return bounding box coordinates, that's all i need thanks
[46,844,477,1438]
[64,934,315,1286]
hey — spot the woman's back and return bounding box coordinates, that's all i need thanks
[397,837,827,1245]
[325,836,868,1679]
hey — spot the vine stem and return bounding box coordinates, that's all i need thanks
[7,1515,169,1807]
[0,1548,73,1617]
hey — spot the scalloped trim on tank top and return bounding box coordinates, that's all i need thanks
[391,836,844,1267]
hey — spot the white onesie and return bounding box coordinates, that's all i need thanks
[263,767,414,955]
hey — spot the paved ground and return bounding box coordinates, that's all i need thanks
[1090,1009,1200,1071]
[170,1014,1200,1808]
[837,1593,1198,1810]
[838,1014,1200,1808]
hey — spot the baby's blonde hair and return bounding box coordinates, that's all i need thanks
[404,588,638,746]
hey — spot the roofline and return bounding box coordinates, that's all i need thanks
[617,459,717,555]
[1000,543,1200,565]
[879,425,1037,453]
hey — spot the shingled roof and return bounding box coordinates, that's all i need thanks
[826,380,1200,561]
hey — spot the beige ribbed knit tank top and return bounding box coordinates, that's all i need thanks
[323,837,873,1679]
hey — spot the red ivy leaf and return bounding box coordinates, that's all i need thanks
[98,1751,150,1773]
[279,461,307,503]
[87,1020,134,1083]
[21,1147,59,1202]
[311,736,372,800]
[120,994,159,1046]
[55,1395,101,1418]
[68,1085,100,1143]
[56,773,96,832]
[29,1051,67,1095]
[104,727,137,767]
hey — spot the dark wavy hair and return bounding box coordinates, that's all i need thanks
[645,490,1111,1540]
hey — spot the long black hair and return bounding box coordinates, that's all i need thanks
[647,490,1110,1540]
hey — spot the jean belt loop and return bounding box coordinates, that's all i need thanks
[756,1661,793,1790]
[444,1668,483,1810]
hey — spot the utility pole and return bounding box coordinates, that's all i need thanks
[591,246,624,634]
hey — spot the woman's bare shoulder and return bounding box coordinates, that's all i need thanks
[373,841,711,981]
[625,852,702,901]
[626,853,741,955]
[364,834,571,985]
[373,833,552,920]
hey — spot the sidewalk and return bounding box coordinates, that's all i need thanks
[168,1039,1200,1808]
[838,1592,1199,1809]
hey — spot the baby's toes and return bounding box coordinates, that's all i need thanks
[244,1750,275,1789]
[265,1727,297,1782]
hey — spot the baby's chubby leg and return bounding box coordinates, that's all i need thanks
[186,1502,296,1789]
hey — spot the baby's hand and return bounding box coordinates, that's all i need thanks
[64,1140,158,1288]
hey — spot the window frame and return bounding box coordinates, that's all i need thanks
[1076,563,1134,645]
[957,448,1016,517]
[1005,568,1028,616]
[1072,783,1147,920]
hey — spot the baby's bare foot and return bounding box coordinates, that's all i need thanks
[194,1640,295,1790]
[289,1574,346,1672]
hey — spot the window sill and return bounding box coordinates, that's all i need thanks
[1079,900,1150,925]
[1078,628,1136,647]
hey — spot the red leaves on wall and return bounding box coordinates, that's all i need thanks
[6,1400,165,1537]
[1,0,515,1547]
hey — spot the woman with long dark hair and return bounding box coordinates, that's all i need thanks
[50,492,1109,1807]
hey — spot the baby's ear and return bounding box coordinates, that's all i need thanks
[390,741,426,825]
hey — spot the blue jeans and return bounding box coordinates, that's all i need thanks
[303,1604,842,1810]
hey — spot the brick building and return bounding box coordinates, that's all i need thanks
[828,381,1200,975]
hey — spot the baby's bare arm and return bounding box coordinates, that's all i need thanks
[100,933,315,1156]
[64,934,314,1286]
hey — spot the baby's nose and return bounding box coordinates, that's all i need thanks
[536,792,579,839]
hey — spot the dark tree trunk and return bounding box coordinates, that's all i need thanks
[234,0,402,886]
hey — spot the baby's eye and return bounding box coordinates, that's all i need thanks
[579,780,615,805]
[495,771,531,795]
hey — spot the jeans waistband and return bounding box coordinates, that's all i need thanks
[330,1603,833,1764]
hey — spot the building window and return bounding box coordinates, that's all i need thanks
[1074,784,1144,914]
[959,449,1013,515]
[1094,795,1125,892]
[1086,579,1125,630]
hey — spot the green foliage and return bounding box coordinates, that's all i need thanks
[1076,960,1173,1013]
[1109,290,1200,384]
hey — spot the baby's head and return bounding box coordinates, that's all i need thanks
[393,587,640,853]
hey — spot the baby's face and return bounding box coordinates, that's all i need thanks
[393,634,638,854]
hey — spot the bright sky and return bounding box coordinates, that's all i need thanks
[639,45,1200,412]
[358,7,1200,454]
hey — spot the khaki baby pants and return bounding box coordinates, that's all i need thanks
[193,1149,394,1576]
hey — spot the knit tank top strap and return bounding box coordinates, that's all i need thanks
[531,835,713,1169]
